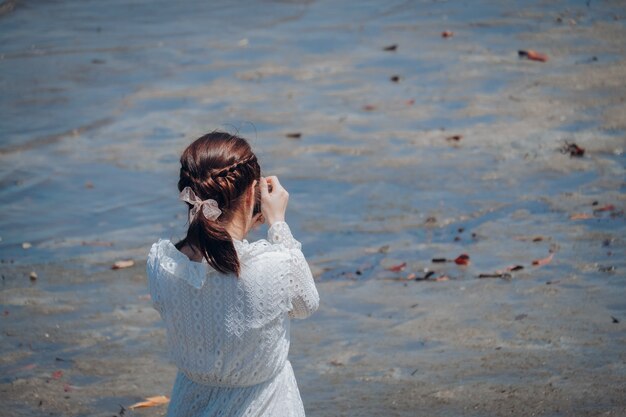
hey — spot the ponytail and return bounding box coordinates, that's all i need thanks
[182,213,240,276]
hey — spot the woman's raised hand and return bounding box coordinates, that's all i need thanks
[259,176,288,226]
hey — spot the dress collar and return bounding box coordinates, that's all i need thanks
[156,239,209,289]
[232,238,250,251]
[155,238,255,289]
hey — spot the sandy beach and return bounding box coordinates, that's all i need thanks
[1,0,624,416]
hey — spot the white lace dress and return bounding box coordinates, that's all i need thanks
[146,222,319,417]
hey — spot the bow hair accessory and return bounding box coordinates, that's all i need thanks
[179,186,222,222]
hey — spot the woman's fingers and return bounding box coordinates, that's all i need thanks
[259,176,270,198]
[252,212,264,227]
[266,176,286,195]
[259,175,288,225]
[267,176,279,190]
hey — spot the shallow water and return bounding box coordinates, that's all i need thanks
[1,0,625,415]
[1,0,623,269]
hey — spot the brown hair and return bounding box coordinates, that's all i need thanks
[175,131,261,276]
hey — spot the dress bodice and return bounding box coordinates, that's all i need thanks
[146,222,319,387]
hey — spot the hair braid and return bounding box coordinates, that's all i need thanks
[211,154,258,179]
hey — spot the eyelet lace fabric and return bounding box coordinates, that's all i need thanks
[146,221,319,417]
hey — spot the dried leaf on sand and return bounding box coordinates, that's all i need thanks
[532,253,554,267]
[454,254,470,265]
[112,260,134,270]
[129,395,170,410]
[386,262,407,272]
[518,49,548,62]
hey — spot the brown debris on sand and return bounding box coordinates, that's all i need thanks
[518,49,549,62]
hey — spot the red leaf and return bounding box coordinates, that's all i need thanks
[519,49,548,62]
[527,50,548,62]
[454,254,470,265]
[532,253,554,267]
[362,104,377,112]
[570,213,593,220]
[560,142,585,157]
[446,135,463,142]
[441,31,454,38]
[52,370,63,380]
[387,262,407,272]
[568,143,585,157]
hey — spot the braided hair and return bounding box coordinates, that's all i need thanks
[175,131,261,276]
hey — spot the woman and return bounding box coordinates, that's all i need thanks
[146,131,320,417]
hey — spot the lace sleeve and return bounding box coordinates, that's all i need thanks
[267,221,301,250]
[146,242,165,316]
[267,222,319,319]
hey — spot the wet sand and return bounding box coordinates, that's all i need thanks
[1,0,625,416]
[1,260,624,417]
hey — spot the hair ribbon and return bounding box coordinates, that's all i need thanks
[179,186,222,222]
